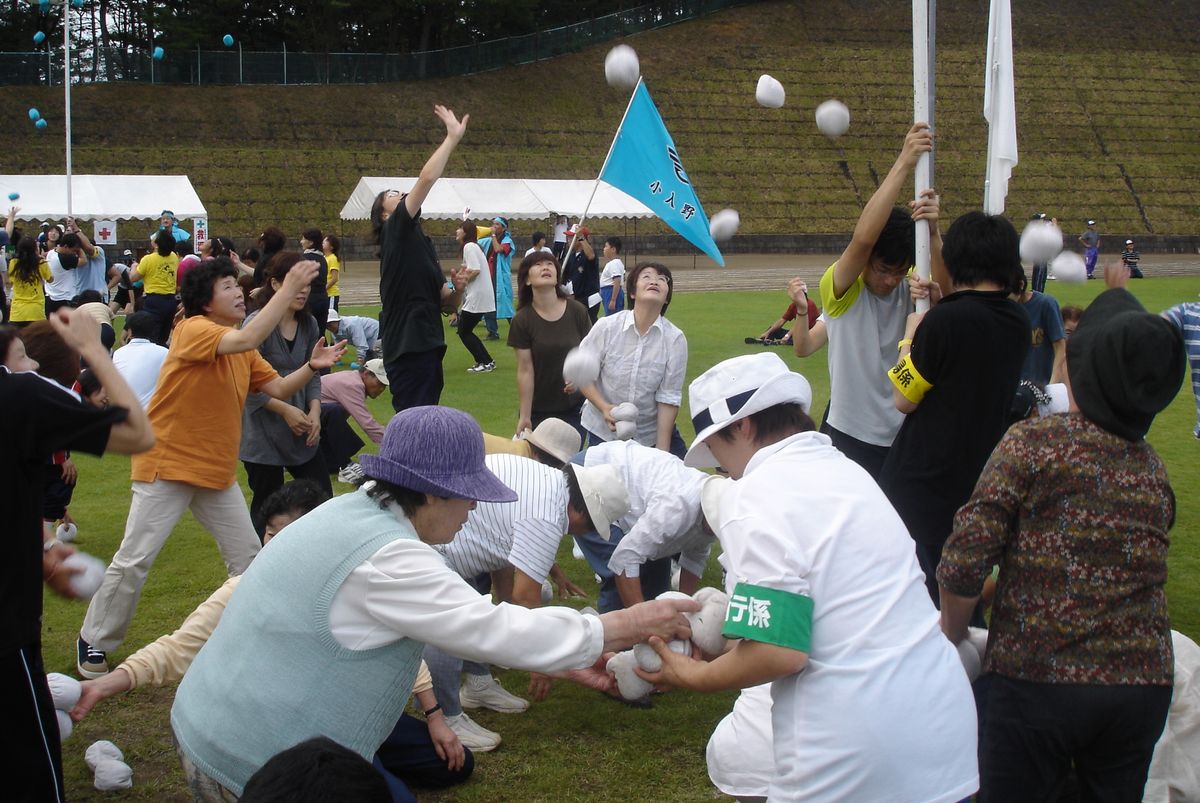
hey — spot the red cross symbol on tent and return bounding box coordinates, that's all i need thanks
[98,226,112,240]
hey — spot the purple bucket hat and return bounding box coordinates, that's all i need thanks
[360,406,517,503]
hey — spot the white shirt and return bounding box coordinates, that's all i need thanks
[578,310,688,445]
[717,431,979,802]
[553,222,568,244]
[337,315,381,356]
[44,250,78,302]
[435,454,567,584]
[460,241,495,314]
[600,258,625,287]
[112,338,169,408]
[583,440,712,579]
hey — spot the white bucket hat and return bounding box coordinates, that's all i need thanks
[685,352,812,468]
[520,418,582,466]
[569,464,629,538]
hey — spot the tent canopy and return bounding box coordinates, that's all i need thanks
[0,175,207,221]
[340,177,655,221]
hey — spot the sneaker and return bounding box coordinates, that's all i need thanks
[444,712,501,752]
[337,462,366,485]
[460,675,529,713]
[481,361,496,373]
[77,636,109,679]
[485,333,500,341]
[467,362,497,374]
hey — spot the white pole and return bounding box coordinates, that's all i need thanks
[912,0,931,312]
[238,40,243,84]
[63,0,73,218]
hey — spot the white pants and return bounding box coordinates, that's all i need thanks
[80,479,260,652]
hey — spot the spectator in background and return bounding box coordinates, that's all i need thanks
[323,234,342,311]
[299,227,330,333]
[525,231,554,258]
[1079,218,1101,279]
[1017,275,1066,385]
[109,249,143,316]
[155,210,190,252]
[747,280,820,345]
[320,359,390,476]
[112,311,169,408]
[551,214,569,263]
[1122,239,1143,278]
[480,216,516,340]
[130,230,180,345]
[256,226,286,286]
[325,309,381,362]
[599,237,626,316]
[565,226,601,323]
[456,221,496,374]
[1061,304,1083,338]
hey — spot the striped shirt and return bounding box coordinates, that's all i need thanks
[1162,302,1200,436]
[436,454,568,584]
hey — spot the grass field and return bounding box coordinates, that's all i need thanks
[44,277,1200,801]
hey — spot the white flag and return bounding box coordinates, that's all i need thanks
[92,220,118,245]
[983,0,1017,215]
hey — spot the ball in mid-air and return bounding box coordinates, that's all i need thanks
[1050,250,1087,284]
[223,34,234,47]
[604,45,640,91]
[755,74,785,109]
[815,99,851,138]
[709,208,740,242]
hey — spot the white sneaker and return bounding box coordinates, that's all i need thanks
[337,462,365,485]
[444,712,501,752]
[460,675,530,713]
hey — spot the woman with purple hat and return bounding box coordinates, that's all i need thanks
[170,405,698,799]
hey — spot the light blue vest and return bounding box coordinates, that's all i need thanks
[171,489,424,794]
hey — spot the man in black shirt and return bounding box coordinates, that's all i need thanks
[565,226,600,323]
[1,310,153,802]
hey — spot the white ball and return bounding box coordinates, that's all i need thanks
[56,709,73,741]
[1019,220,1063,265]
[609,402,638,422]
[604,45,640,90]
[56,522,77,542]
[614,420,637,440]
[540,580,553,604]
[956,639,982,682]
[47,672,81,711]
[709,208,740,242]
[61,552,106,599]
[85,740,125,771]
[1050,250,1087,284]
[93,759,134,791]
[562,348,600,388]
[815,99,851,138]
[754,74,785,109]
[571,540,585,561]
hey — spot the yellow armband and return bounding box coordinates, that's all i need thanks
[888,354,933,405]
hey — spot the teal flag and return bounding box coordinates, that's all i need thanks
[600,80,725,266]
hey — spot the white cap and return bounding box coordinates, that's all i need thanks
[570,464,629,538]
[363,358,389,386]
[521,418,582,465]
[327,308,341,322]
[685,352,812,468]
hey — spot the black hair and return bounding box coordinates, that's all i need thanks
[258,226,286,254]
[528,444,566,469]
[124,311,159,340]
[364,478,429,518]
[256,479,330,542]
[626,262,673,315]
[370,191,394,246]
[11,236,41,284]
[239,736,391,803]
[301,228,322,249]
[181,257,240,317]
[941,211,1024,295]
[516,251,568,308]
[59,231,81,250]
[0,325,20,367]
[531,231,546,246]
[712,403,815,445]
[154,229,174,257]
[257,251,314,319]
[78,368,103,401]
[605,236,622,253]
[563,465,594,529]
[240,247,261,264]
[323,234,340,257]
[73,289,103,306]
[208,235,236,258]
[870,207,916,270]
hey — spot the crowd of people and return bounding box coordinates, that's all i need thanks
[4,107,1200,803]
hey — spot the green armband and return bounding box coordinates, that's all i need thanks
[721,581,813,653]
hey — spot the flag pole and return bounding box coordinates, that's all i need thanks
[912,0,932,313]
[562,78,643,258]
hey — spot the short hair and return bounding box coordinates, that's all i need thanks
[364,478,428,518]
[301,228,322,248]
[516,251,567,308]
[258,226,286,254]
[625,262,674,315]
[59,232,81,250]
[208,235,236,258]
[18,321,80,387]
[180,257,240,318]
[239,736,390,803]
[256,479,329,541]
[153,229,174,257]
[1061,305,1084,325]
[240,247,261,265]
[73,289,103,306]
[712,403,815,445]
[870,207,915,270]
[78,368,103,400]
[531,231,546,245]
[563,465,594,529]
[942,211,1023,295]
[124,311,159,340]
[605,236,622,253]
[0,325,21,368]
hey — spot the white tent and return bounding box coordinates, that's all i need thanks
[340,177,655,221]
[0,175,207,220]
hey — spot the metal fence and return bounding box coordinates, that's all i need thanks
[0,0,751,86]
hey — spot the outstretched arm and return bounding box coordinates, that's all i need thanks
[405,105,469,218]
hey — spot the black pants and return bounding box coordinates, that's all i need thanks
[456,310,493,365]
[243,453,332,534]
[142,292,177,345]
[309,295,329,334]
[821,421,890,481]
[3,643,66,802]
[979,675,1171,803]
[373,712,475,802]
[319,403,365,472]
[1031,262,1048,293]
[386,347,446,413]
[44,298,72,316]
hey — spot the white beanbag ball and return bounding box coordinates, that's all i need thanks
[56,709,73,741]
[1050,250,1087,284]
[614,420,637,441]
[61,552,106,599]
[604,45,640,90]
[85,740,125,771]
[56,522,77,543]
[562,348,600,388]
[815,99,851,138]
[709,208,740,242]
[47,672,81,711]
[93,759,134,791]
[540,580,553,604]
[754,74,785,109]
[1019,220,1063,265]
[632,638,690,673]
[609,402,638,422]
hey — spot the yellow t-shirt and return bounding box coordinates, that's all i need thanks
[138,252,180,295]
[7,258,53,322]
[131,316,279,489]
[326,253,341,297]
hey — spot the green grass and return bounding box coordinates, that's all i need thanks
[45,278,1200,801]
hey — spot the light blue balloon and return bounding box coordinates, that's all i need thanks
[71,0,83,7]
[36,119,48,130]
[38,0,49,11]
[33,31,46,44]
[350,362,360,371]
[8,193,19,202]
[152,46,164,60]
[223,34,234,47]
[28,107,40,121]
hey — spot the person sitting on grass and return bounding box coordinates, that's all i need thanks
[746,280,820,345]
